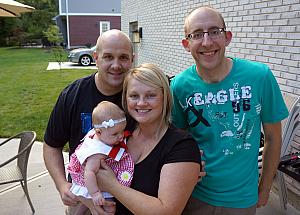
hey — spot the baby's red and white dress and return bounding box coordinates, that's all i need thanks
[67,129,134,198]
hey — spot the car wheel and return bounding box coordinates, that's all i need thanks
[79,55,92,66]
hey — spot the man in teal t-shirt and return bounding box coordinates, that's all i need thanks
[171,6,288,215]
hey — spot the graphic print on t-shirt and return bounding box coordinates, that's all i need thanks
[81,112,92,135]
[181,82,261,156]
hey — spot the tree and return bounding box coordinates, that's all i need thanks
[43,25,65,69]
[0,0,58,46]
[43,25,63,46]
[0,18,18,46]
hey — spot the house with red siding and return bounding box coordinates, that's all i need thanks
[56,0,121,48]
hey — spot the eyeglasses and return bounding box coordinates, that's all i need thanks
[186,28,226,41]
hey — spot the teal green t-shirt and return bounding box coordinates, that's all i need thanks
[170,58,289,208]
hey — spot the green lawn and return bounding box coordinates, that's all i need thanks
[0,47,95,141]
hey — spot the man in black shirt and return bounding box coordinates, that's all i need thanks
[43,29,134,215]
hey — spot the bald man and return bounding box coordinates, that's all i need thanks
[44,30,134,215]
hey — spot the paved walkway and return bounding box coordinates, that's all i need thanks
[0,138,299,215]
[0,140,67,215]
[46,62,97,70]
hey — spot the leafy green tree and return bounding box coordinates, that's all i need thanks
[0,18,17,46]
[43,25,63,45]
[0,0,58,46]
[43,24,65,69]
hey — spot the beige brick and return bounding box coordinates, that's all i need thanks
[122,0,300,97]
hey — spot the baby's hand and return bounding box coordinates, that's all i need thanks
[91,191,105,206]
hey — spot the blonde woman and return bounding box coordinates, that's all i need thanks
[94,63,201,215]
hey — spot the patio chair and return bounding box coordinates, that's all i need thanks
[0,131,36,214]
[276,94,300,214]
[289,123,300,152]
[258,132,264,176]
[258,94,299,174]
[258,94,300,214]
[276,121,300,214]
[281,95,300,156]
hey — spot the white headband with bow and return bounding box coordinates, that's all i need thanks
[94,118,126,129]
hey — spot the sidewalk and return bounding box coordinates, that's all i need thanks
[0,140,67,215]
[46,62,97,70]
[0,139,299,215]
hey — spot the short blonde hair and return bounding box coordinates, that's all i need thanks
[122,63,172,130]
[92,101,125,126]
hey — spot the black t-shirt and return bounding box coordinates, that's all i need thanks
[116,126,201,215]
[44,73,134,155]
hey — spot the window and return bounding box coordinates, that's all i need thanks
[100,21,110,35]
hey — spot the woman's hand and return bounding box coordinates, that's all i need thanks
[77,196,116,215]
[97,159,119,191]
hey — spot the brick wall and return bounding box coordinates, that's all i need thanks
[121,0,300,96]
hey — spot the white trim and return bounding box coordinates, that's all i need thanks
[60,13,121,16]
[66,0,70,49]
[100,21,111,35]
[59,0,62,15]
[115,148,125,161]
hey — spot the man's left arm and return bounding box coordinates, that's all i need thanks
[258,121,282,208]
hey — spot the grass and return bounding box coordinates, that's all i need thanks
[0,47,95,141]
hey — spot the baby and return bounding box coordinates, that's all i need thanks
[67,101,134,214]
